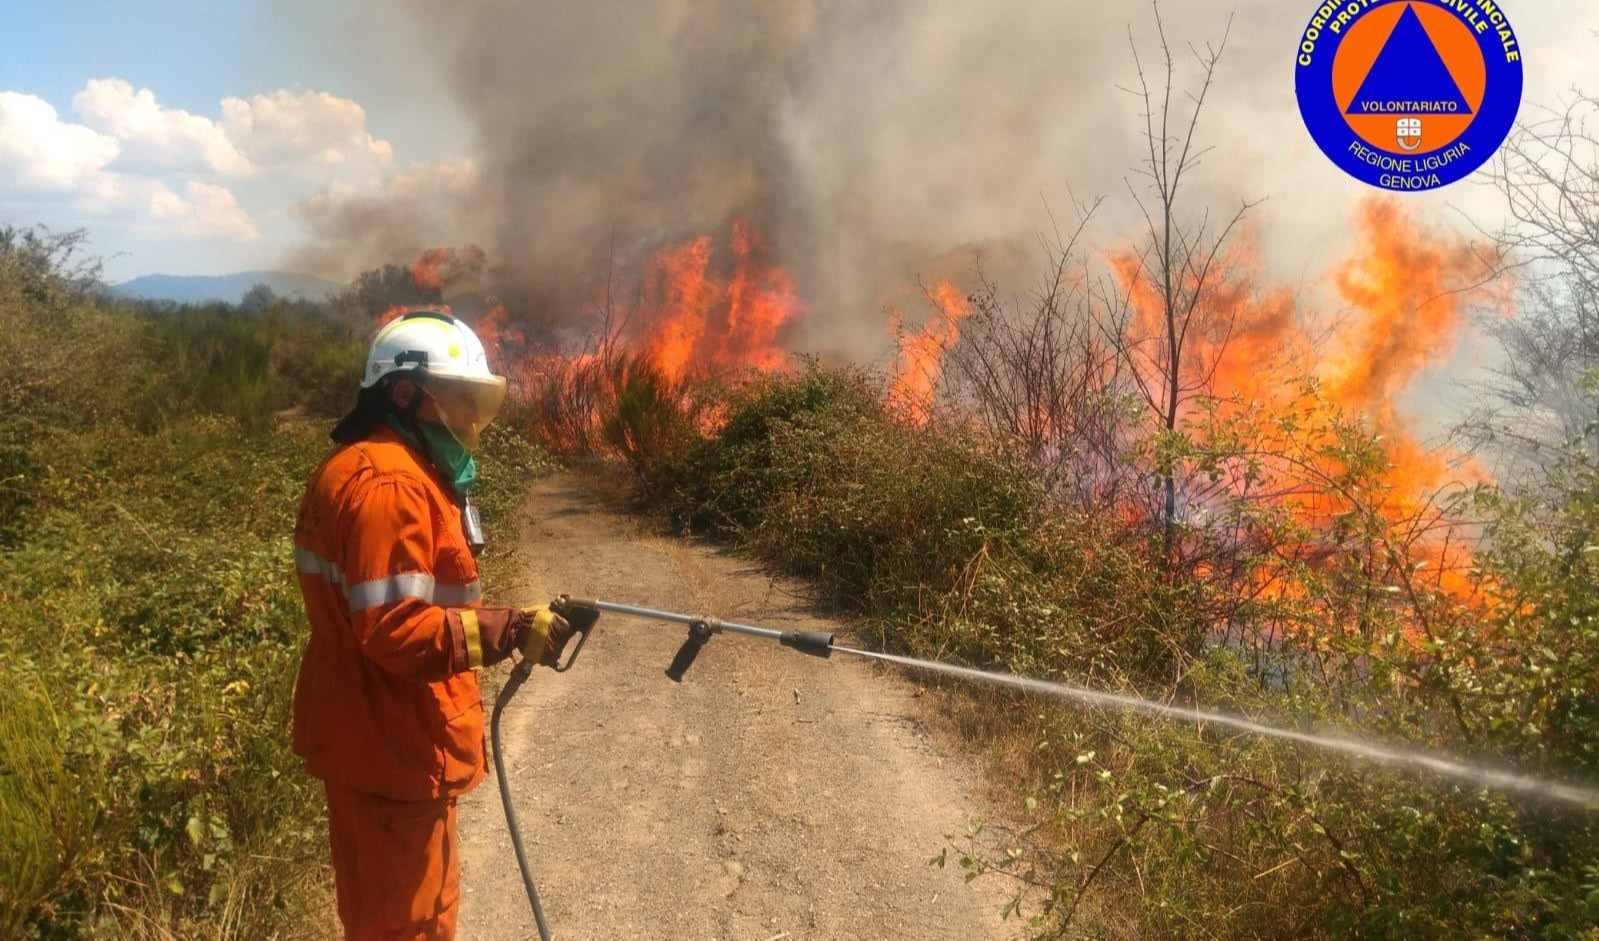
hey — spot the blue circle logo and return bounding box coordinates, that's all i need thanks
[1296,1,1523,192]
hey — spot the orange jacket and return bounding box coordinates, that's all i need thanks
[291,425,491,801]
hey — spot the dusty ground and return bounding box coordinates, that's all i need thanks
[454,474,1027,941]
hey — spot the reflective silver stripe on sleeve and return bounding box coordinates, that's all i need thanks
[345,572,437,611]
[343,574,482,611]
[435,580,483,606]
[294,545,344,585]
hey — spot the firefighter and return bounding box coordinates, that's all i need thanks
[292,310,573,940]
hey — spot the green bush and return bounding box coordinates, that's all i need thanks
[473,423,561,527]
[0,683,105,939]
[649,366,1185,678]
[600,355,703,479]
[135,307,366,432]
[0,417,329,937]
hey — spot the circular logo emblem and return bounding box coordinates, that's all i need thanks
[1296,1,1523,191]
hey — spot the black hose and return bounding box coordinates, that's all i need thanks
[489,657,553,941]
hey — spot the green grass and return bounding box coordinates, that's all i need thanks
[0,417,331,938]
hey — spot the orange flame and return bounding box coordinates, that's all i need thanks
[412,244,486,293]
[1321,198,1505,599]
[641,235,714,381]
[1110,195,1505,604]
[1111,195,1499,464]
[886,281,973,425]
[633,221,804,383]
[473,297,523,370]
[1325,198,1504,429]
[375,305,408,328]
[720,222,799,374]
[1110,230,1305,406]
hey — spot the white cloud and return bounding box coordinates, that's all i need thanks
[221,90,393,178]
[0,88,259,242]
[0,78,401,255]
[0,91,119,191]
[150,181,261,241]
[66,174,261,242]
[73,78,252,176]
[66,80,394,180]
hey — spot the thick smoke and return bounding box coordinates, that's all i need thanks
[288,0,1567,356]
[292,1,817,330]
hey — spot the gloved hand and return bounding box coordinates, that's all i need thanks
[551,597,601,635]
[445,604,572,672]
[514,604,577,667]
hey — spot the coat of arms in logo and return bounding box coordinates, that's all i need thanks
[1296,1,1523,191]
[1396,117,1423,151]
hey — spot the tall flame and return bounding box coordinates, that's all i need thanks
[1110,231,1304,406]
[887,281,973,424]
[1325,198,1504,429]
[389,198,1503,613]
[1108,195,1505,602]
[634,221,804,382]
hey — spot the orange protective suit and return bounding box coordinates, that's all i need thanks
[323,781,460,940]
[293,424,501,940]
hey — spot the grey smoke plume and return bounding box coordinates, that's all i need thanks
[292,1,817,329]
[288,0,1496,354]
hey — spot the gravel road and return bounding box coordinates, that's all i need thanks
[453,474,1024,940]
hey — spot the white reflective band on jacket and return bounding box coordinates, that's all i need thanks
[295,545,482,612]
[295,545,344,583]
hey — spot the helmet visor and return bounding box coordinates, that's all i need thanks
[424,374,508,451]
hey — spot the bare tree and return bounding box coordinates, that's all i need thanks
[1101,4,1255,556]
[1471,94,1599,482]
[943,197,1140,511]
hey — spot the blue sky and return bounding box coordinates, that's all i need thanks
[0,1,468,156]
[0,0,472,282]
[0,4,253,116]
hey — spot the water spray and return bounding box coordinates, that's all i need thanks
[491,597,1599,939]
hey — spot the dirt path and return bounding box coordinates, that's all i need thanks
[454,474,1025,941]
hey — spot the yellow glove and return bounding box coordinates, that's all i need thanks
[517,605,575,667]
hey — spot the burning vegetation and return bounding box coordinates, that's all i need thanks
[397,191,1496,623]
[630,221,804,383]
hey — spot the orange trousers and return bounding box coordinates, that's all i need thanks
[323,781,461,941]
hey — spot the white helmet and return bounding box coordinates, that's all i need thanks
[364,310,496,387]
[363,310,508,449]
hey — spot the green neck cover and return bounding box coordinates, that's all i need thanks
[384,415,477,499]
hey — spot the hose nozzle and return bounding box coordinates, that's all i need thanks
[779,630,834,658]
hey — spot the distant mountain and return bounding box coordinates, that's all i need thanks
[111,270,343,305]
